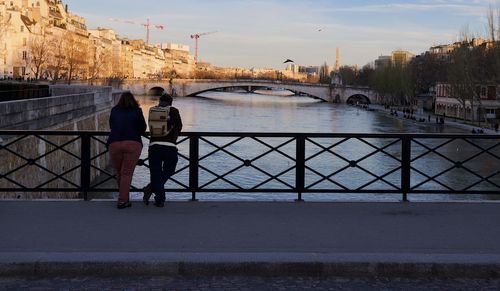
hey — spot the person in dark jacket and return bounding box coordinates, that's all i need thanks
[107,92,146,209]
[143,93,182,207]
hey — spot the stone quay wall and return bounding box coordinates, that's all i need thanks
[0,86,123,199]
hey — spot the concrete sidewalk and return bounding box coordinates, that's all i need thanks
[1,201,500,277]
[369,104,500,134]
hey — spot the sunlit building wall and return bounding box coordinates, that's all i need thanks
[1,0,197,81]
[391,49,415,66]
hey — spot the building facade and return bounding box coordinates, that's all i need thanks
[435,83,500,123]
[391,49,415,66]
[0,0,195,81]
[374,56,391,69]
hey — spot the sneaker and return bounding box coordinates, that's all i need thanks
[153,201,165,208]
[117,201,132,209]
[143,184,153,205]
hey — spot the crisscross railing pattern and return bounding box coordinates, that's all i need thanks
[0,131,499,201]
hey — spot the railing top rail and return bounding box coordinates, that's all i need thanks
[0,130,499,139]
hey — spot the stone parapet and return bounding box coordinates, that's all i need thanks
[0,86,115,130]
[0,86,123,199]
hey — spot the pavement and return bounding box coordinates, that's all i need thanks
[369,105,500,135]
[2,275,500,290]
[1,201,500,278]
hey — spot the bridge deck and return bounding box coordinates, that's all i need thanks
[1,200,500,277]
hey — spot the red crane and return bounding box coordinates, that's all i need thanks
[109,18,165,45]
[190,31,217,63]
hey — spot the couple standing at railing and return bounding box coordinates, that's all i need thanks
[106,92,183,209]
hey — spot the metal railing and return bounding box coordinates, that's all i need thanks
[0,130,499,201]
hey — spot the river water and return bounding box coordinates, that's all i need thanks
[122,91,499,201]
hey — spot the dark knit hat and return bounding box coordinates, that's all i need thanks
[159,92,173,105]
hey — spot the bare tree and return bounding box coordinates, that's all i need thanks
[26,34,50,80]
[448,44,479,122]
[110,52,123,78]
[88,44,111,85]
[488,7,500,84]
[446,25,489,123]
[45,33,66,83]
[487,5,496,42]
[319,62,331,84]
[63,32,88,84]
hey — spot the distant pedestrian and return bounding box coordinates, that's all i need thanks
[143,93,183,207]
[107,92,147,209]
[428,115,431,122]
[495,123,499,133]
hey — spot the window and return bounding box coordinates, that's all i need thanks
[22,51,27,60]
[23,38,27,46]
[20,26,24,32]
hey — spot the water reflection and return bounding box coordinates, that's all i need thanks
[126,92,499,202]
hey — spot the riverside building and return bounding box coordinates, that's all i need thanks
[434,83,500,125]
[0,0,195,80]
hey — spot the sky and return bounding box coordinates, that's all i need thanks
[64,0,497,69]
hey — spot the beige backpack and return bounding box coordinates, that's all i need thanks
[148,106,172,137]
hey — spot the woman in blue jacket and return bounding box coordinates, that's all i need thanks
[107,92,146,209]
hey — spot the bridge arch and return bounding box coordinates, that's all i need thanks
[147,86,166,96]
[346,94,371,105]
[187,84,325,101]
[186,86,242,96]
[123,80,375,104]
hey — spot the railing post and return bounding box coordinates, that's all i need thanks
[80,133,91,201]
[296,135,305,202]
[401,136,411,202]
[189,134,199,202]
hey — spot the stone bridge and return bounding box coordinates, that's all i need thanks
[123,79,378,104]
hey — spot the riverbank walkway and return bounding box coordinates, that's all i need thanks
[1,201,500,278]
[369,104,500,135]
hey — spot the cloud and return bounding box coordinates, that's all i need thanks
[331,2,488,17]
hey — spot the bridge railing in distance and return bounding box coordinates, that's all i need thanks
[0,131,499,201]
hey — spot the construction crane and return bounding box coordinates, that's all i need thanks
[190,31,217,63]
[109,18,165,45]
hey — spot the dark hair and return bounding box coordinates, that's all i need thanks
[159,92,173,105]
[117,92,139,108]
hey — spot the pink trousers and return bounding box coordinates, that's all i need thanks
[109,141,142,203]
